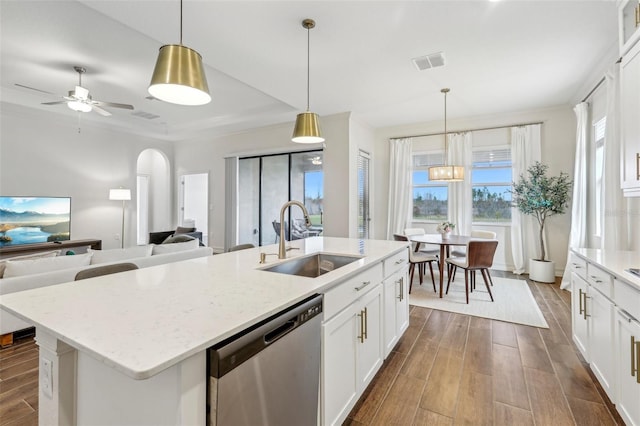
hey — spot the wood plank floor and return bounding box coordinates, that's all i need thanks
[0,272,625,426]
[345,271,626,426]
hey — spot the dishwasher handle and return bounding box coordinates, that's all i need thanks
[264,319,296,344]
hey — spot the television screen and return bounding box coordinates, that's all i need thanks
[0,196,71,247]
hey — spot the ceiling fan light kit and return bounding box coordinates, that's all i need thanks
[148,0,210,106]
[428,88,465,182]
[292,18,324,144]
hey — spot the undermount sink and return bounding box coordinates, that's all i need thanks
[261,253,363,278]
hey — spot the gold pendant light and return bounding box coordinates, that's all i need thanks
[428,88,464,182]
[292,19,324,144]
[148,0,210,106]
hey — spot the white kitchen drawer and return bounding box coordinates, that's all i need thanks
[568,252,588,281]
[615,278,640,320]
[323,263,383,320]
[383,249,409,278]
[587,263,614,299]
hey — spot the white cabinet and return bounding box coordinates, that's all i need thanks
[621,20,640,197]
[615,309,640,426]
[322,284,382,426]
[588,285,615,400]
[382,249,409,358]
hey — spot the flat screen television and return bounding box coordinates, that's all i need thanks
[0,196,71,247]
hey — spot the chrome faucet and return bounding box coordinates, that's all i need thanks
[279,200,312,259]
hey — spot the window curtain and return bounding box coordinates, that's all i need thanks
[510,124,541,274]
[448,132,473,235]
[560,103,589,290]
[386,138,413,239]
[602,64,630,251]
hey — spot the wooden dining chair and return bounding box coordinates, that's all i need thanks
[449,230,497,283]
[393,234,438,293]
[403,228,441,258]
[445,240,498,304]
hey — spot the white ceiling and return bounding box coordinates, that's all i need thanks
[0,1,619,141]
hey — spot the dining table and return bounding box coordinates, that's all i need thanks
[409,234,474,298]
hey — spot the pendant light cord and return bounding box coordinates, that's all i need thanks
[179,0,183,45]
[442,88,449,165]
[306,24,310,112]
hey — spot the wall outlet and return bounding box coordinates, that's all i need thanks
[41,358,53,398]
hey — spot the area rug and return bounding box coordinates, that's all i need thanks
[409,275,549,328]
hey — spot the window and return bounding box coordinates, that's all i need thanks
[471,148,512,222]
[593,117,606,237]
[412,153,448,221]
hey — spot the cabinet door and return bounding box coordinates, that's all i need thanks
[322,305,358,426]
[615,311,640,426]
[621,40,640,196]
[383,275,399,357]
[588,288,615,401]
[396,270,409,337]
[356,285,383,391]
[571,272,590,361]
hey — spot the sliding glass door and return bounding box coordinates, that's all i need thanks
[238,150,323,246]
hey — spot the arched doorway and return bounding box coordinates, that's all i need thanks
[136,149,170,245]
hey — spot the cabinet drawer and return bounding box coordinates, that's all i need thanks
[324,263,383,320]
[568,252,587,280]
[587,263,614,299]
[383,249,409,278]
[615,278,640,320]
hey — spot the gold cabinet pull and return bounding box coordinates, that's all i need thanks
[636,152,640,180]
[397,277,403,301]
[579,289,585,316]
[354,281,371,291]
[632,336,636,378]
[357,309,365,343]
[636,339,640,384]
[636,5,640,28]
[582,291,590,320]
[363,307,368,340]
[395,259,405,265]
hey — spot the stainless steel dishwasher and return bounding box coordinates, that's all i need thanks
[207,294,323,426]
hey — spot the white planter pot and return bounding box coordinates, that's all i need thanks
[529,259,556,283]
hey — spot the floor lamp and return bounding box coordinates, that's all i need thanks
[109,188,131,249]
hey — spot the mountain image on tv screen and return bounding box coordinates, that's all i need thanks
[0,196,71,247]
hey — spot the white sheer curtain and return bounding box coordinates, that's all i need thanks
[448,132,473,235]
[602,64,630,251]
[386,138,413,239]
[560,103,589,290]
[510,124,541,274]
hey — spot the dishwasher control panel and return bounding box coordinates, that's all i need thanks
[298,302,322,324]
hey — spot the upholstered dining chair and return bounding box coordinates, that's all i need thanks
[449,230,497,282]
[227,243,255,252]
[74,262,139,281]
[445,240,498,304]
[393,234,438,293]
[403,228,441,258]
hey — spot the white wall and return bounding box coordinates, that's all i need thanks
[0,103,174,249]
[371,105,577,273]
[174,112,352,251]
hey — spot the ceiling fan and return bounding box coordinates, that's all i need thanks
[16,66,134,116]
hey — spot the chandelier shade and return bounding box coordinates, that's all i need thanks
[149,45,210,106]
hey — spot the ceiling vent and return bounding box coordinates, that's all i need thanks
[412,52,446,71]
[132,111,160,120]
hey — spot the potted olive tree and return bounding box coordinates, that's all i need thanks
[510,161,572,283]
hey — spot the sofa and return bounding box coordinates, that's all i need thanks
[0,240,213,341]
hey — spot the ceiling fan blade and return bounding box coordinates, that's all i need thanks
[93,100,134,110]
[92,105,111,116]
[15,83,55,95]
[42,101,67,105]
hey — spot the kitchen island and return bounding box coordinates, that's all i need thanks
[0,237,409,426]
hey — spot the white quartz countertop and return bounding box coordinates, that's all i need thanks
[571,248,640,289]
[0,237,408,380]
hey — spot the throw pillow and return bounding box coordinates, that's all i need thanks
[89,245,153,265]
[0,250,60,278]
[152,239,199,255]
[3,253,92,278]
[175,226,196,234]
[162,234,196,244]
